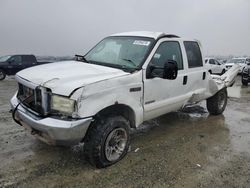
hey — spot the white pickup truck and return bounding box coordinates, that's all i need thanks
[10,31,239,168]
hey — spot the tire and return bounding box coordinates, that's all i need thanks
[0,69,6,80]
[84,115,130,168]
[242,77,248,86]
[206,88,227,115]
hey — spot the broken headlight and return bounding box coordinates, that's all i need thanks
[51,95,76,115]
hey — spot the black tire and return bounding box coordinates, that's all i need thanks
[0,69,6,80]
[84,115,130,168]
[206,88,227,115]
[242,77,248,86]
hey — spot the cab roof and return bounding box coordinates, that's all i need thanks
[110,31,180,40]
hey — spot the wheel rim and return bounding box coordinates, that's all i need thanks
[218,92,226,109]
[105,128,127,162]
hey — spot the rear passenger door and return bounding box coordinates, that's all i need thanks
[22,55,37,68]
[183,41,207,98]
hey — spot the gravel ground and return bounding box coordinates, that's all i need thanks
[0,76,250,188]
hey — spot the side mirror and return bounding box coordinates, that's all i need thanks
[163,60,178,80]
[147,60,178,80]
[8,59,14,64]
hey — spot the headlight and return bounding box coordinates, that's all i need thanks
[51,95,76,114]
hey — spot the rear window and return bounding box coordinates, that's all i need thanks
[22,55,36,62]
[184,41,203,68]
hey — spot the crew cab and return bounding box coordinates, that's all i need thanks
[10,32,239,168]
[204,58,226,75]
[0,55,51,80]
[225,57,250,73]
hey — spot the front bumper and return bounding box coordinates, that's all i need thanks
[10,94,92,146]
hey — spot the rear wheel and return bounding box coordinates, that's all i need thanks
[242,77,248,86]
[0,69,6,80]
[84,115,130,168]
[207,88,227,115]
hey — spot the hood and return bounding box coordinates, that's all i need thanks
[225,63,234,66]
[17,61,129,96]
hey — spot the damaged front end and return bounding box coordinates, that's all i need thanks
[10,76,92,146]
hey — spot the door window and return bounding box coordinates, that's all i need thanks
[209,59,215,64]
[9,56,22,64]
[22,55,35,62]
[184,41,203,68]
[150,41,183,70]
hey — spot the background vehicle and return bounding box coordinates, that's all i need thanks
[242,61,250,86]
[10,32,239,168]
[205,58,226,75]
[225,57,250,73]
[0,55,51,80]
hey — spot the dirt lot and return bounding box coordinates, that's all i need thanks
[0,76,250,188]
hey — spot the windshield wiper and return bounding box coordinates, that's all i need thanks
[75,54,89,63]
[90,61,138,73]
[121,58,137,67]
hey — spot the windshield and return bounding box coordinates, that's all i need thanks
[84,36,154,70]
[0,55,11,62]
[227,59,246,64]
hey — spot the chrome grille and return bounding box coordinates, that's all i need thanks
[17,83,49,115]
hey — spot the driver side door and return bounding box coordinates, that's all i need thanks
[143,40,189,121]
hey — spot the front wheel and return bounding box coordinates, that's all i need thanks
[207,88,227,115]
[84,115,130,168]
[0,69,6,80]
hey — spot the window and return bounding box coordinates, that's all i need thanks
[22,55,36,62]
[215,60,221,65]
[149,41,183,70]
[209,59,215,64]
[184,41,203,68]
[9,56,22,64]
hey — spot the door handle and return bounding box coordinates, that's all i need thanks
[202,72,206,80]
[183,75,188,85]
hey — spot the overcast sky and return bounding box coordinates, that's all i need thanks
[0,0,249,57]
